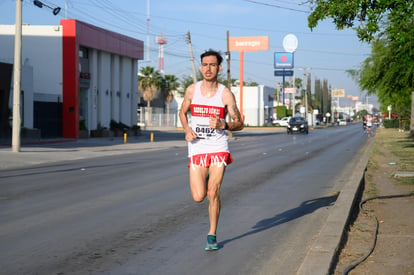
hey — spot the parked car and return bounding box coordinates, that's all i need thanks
[287,116,308,134]
[272,117,290,127]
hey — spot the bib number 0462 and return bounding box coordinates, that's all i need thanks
[196,127,215,135]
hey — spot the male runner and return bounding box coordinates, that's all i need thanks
[179,49,244,250]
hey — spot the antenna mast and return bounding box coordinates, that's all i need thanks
[155,34,167,74]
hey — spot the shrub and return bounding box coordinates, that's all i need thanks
[382,119,399,128]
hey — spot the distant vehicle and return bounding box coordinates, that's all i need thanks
[272,117,290,127]
[339,119,347,126]
[287,116,308,134]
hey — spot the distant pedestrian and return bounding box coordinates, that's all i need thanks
[366,114,373,136]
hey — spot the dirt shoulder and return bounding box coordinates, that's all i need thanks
[333,128,414,274]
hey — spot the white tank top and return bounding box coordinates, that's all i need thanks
[188,81,229,156]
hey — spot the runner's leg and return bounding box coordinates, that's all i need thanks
[206,164,226,235]
[189,166,209,202]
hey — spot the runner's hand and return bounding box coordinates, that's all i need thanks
[185,128,197,142]
[209,115,223,129]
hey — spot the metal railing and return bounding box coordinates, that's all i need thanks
[138,107,178,129]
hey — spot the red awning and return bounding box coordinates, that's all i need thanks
[382,113,399,118]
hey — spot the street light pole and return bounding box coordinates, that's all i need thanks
[12,0,22,152]
[298,67,311,123]
[11,0,60,152]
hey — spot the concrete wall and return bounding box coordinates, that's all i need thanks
[0,25,63,101]
[0,25,61,129]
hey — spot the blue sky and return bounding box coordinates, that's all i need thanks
[0,0,375,107]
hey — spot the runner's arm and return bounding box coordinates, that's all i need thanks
[222,88,244,131]
[179,84,197,141]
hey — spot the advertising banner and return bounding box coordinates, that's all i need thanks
[229,36,269,52]
[332,89,345,97]
[284,88,297,94]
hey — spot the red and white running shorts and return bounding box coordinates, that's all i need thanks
[188,152,233,168]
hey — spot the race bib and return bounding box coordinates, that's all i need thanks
[195,124,216,139]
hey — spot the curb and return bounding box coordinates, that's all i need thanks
[0,138,77,147]
[296,138,374,275]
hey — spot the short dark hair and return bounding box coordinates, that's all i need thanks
[200,49,223,65]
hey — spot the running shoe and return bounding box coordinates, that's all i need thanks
[205,234,219,251]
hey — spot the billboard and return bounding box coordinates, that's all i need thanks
[332,89,345,97]
[284,88,297,94]
[274,52,294,69]
[229,36,269,52]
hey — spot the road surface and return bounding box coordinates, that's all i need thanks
[0,124,368,274]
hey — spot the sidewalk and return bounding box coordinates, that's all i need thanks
[0,128,283,170]
[333,128,414,274]
[0,130,187,170]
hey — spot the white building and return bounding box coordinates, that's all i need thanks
[0,20,144,138]
[231,85,275,126]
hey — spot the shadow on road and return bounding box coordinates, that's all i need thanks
[219,192,340,248]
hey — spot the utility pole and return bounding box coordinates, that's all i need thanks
[65,0,68,19]
[302,73,307,116]
[146,0,150,64]
[186,31,197,84]
[12,0,22,152]
[298,67,311,122]
[226,31,231,89]
[226,31,233,138]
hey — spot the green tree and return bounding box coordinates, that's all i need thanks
[359,38,413,119]
[308,0,413,43]
[308,0,414,135]
[164,74,180,126]
[230,78,239,86]
[322,80,331,119]
[138,66,163,124]
[314,78,322,112]
[245,81,259,87]
[293,77,310,114]
[180,75,197,94]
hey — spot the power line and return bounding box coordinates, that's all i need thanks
[242,0,310,13]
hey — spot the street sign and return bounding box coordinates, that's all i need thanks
[274,70,293,76]
[274,52,294,69]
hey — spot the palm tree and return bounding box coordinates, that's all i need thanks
[138,66,163,125]
[164,74,179,126]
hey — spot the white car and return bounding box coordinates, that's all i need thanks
[339,119,347,126]
[272,117,290,127]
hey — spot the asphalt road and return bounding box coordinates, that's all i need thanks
[0,124,368,274]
